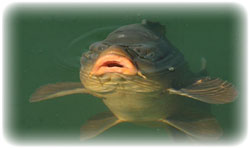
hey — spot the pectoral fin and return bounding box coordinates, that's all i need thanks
[160,116,222,140]
[80,112,122,140]
[168,77,237,104]
[30,82,88,102]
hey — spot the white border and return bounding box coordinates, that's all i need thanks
[0,0,249,148]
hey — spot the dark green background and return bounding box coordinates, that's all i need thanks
[4,4,245,145]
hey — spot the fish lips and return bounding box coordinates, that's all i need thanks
[90,46,138,76]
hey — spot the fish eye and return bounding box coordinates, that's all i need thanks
[145,51,155,58]
[135,48,141,53]
[89,42,108,52]
[133,47,157,61]
[133,47,147,56]
[82,51,93,59]
[97,45,105,51]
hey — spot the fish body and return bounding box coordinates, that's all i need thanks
[30,20,237,141]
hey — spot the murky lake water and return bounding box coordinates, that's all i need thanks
[4,4,244,145]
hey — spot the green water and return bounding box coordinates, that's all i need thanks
[4,4,245,145]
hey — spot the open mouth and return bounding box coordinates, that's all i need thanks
[102,61,124,68]
[90,48,138,76]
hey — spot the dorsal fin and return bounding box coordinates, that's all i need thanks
[141,19,166,38]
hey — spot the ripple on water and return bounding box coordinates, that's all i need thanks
[54,26,120,72]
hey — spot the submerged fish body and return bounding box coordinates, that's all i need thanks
[30,20,237,141]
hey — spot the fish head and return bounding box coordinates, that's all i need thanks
[80,20,186,94]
